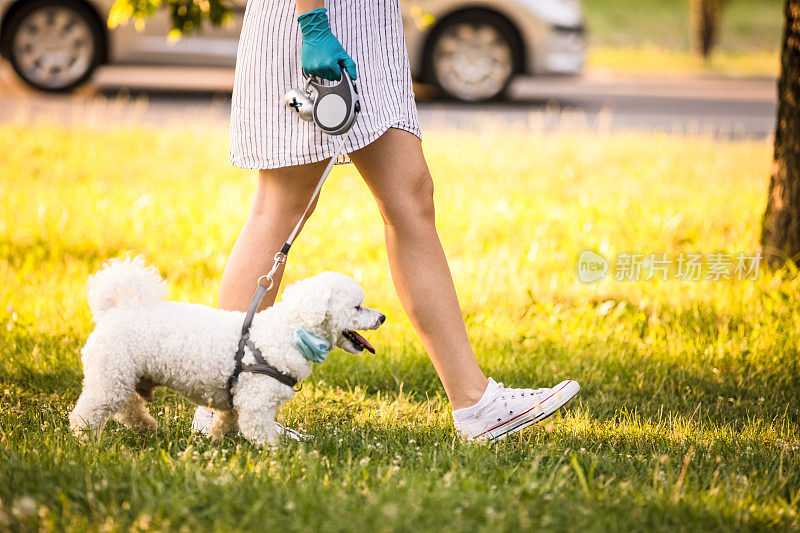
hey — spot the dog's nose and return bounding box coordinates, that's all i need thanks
[378,314,386,325]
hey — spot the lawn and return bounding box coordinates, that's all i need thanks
[0,120,798,531]
[584,0,784,76]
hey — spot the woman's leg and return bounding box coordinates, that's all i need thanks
[349,128,488,410]
[194,165,327,436]
[218,160,330,311]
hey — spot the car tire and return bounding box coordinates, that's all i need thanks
[4,0,104,92]
[424,11,521,102]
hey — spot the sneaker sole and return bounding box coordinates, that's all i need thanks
[480,380,580,443]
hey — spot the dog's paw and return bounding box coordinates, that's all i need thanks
[205,409,237,440]
[68,419,99,443]
[112,407,159,434]
[117,415,158,434]
[241,428,280,448]
[246,436,279,448]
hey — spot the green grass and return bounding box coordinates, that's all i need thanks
[588,46,780,76]
[584,0,783,51]
[1,120,798,531]
[584,0,784,76]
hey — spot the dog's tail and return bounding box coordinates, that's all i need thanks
[86,255,167,319]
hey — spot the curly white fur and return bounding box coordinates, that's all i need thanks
[70,257,384,446]
[86,255,168,319]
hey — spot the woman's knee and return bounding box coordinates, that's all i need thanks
[378,168,436,227]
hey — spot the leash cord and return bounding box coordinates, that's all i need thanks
[257,134,349,293]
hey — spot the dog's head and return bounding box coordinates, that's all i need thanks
[280,271,385,355]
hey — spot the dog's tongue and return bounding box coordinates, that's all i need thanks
[352,331,375,354]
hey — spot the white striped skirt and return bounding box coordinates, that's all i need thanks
[229,0,422,169]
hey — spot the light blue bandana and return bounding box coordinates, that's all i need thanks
[293,329,332,363]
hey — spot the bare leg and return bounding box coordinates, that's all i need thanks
[219,160,330,311]
[349,128,488,409]
[198,162,331,437]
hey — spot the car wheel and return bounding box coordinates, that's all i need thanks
[425,12,520,102]
[5,0,103,91]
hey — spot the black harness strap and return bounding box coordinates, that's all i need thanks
[227,243,298,404]
[241,337,298,388]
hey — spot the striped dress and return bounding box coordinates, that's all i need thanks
[229,0,421,169]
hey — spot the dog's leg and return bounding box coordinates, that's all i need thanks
[236,405,278,447]
[69,374,137,441]
[113,393,158,434]
[208,409,238,441]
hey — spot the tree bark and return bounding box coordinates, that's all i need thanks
[761,0,800,266]
[690,0,723,59]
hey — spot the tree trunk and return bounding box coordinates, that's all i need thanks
[761,0,800,266]
[690,0,723,59]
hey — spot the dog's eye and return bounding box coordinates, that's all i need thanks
[355,305,362,311]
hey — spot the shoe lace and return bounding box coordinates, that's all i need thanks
[507,385,549,398]
[474,382,549,418]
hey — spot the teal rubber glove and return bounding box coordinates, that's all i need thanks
[298,8,357,81]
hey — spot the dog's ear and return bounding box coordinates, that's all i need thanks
[298,287,331,327]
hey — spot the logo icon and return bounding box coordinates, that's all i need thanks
[577,250,609,283]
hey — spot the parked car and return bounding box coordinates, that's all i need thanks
[0,0,584,101]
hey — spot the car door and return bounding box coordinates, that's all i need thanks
[109,0,247,67]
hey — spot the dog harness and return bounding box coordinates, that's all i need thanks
[228,278,300,396]
[227,135,350,405]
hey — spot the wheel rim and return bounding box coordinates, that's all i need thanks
[12,6,95,89]
[432,21,514,101]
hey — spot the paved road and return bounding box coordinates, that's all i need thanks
[0,63,777,139]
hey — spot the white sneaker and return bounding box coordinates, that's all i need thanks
[190,406,309,441]
[191,405,214,435]
[452,378,580,443]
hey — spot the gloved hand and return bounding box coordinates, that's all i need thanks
[298,8,357,81]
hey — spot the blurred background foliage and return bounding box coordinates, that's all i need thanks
[107,0,783,75]
[108,0,233,38]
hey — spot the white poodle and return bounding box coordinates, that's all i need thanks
[69,256,384,446]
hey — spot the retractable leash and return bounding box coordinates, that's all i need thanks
[227,66,360,402]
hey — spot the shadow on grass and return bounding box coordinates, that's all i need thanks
[313,298,800,431]
[3,292,797,439]
[1,329,84,395]
[0,236,130,272]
